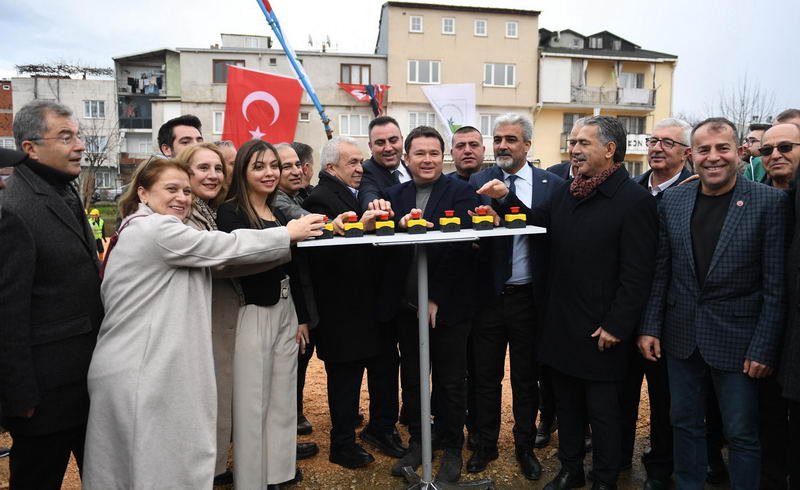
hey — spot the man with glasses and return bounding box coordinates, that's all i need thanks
[742,123,771,183]
[0,101,104,487]
[761,124,800,190]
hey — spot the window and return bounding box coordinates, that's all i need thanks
[617,116,646,134]
[269,57,277,66]
[340,64,371,84]
[340,114,369,136]
[137,141,150,154]
[618,72,645,89]
[95,169,114,188]
[612,40,621,51]
[212,111,224,135]
[408,112,436,133]
[408,60,440,84]
[480,114,500,136]
[622,160,643,176]
[299,112,310,122]
[212,60,245,83]
[483,63,515,87]
[505,21,518,38]
[84,100,105,119]
[0,138,14,149]
[562,113,588,133]
[84,136,108,154]
[474,19,487,36]
[409,15,423,33]
[442,17,455,34]
[589,37,603,49]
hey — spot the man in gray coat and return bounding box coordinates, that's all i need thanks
[0,100,104,488]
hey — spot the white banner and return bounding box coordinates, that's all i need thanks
[421,83,476,141]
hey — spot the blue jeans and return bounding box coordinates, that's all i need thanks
[667,351,761,490]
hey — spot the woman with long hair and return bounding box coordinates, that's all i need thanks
[83,158,322,489]
[216,139,309,489]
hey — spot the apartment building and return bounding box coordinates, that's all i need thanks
[376,1,540,164]
[536,29,677,175]
[114,34,387,179]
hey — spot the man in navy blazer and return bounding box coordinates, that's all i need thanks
[381,126,480,483]
[358,116,412,211]
[640,117,789,489]
[466,113,565,480]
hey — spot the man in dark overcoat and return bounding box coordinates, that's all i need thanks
[478,115,658,489]
[0,101,104,488]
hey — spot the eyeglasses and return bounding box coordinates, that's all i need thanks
[759,142,800,157]
[32,133,83,146]
[742,137,760,146]
[645,137,688,149]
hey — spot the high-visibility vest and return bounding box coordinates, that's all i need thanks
[90,218,104,240]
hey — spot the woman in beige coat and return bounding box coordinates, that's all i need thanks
[83,158,322,489]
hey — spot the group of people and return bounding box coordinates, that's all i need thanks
[1,99,800,490]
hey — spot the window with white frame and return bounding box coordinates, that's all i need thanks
[442,17,455,34]
[137,141,150,154]
[339,114,369,136]
[0,138,14,149]
[212,111,224,134]
[84,135,108,154]
[505,21,518,38]
[408,112,437,133]
[480,114,500,136]
[618,72,645,89]
[299,112,310,122]
[483,63,516,87]
[408,60,440,84]
[95,169,114,188]
[340,64,371,84]
[84,100,105,119]
[409,15,423,33]
[474,19,487,36]
[589,37,603,49]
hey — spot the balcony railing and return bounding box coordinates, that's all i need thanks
[570,86,655,107]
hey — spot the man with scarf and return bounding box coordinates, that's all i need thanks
[478,115,658,490]
[0,101,104,488]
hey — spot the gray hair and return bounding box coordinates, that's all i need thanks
[320,136,359,167]
[13,100,73,149]
[493,113,534,141]
[653,118,692,146]
[584,116,627,163]
[275,142,295,152]
[213,139,235,148]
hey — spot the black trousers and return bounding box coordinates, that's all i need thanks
[551,368,622,485]
[539,364,556,426]
[324,350,397,450]
[620,346,673,480]
[9,423,86,490]
[297,332,316,414]
[432,324,477,437]
[706,387,726,466]
[759,376,800,490]
[471,288,539,449]
[402,308,471,450]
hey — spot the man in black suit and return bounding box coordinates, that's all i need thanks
[479,116,658,489]
[358,116,411,210]
[546,117,587,181]
[621,118,693,490]
[0,101,104,488]
[466,113,565,480]
[302,136,405,469]
[383,126,480,483]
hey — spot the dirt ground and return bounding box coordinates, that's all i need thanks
[0,353,658,489]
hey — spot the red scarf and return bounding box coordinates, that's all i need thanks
[569,163,622,200]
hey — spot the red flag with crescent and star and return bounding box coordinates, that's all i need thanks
[222,65,303,147]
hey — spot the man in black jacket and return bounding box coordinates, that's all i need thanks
[358,116,411,210]
[0,101,104,488]
[302,136,405,469]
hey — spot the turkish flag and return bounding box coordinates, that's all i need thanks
[222,65,303,147]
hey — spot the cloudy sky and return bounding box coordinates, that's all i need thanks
[1,0,796,119]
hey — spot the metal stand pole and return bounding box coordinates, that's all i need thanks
[402,244,493,490]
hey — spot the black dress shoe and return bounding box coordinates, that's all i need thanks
[706,461,728,485]
[643,477,669,490]
[535,422,553,448]
[466,446,498,473]
[296,441,319,460]
[543,466,586,490]
[266,467,302,489]
[329,443,375,469]
[515,446,542,480]
[297,414,312,435]
[359,428,407,458]
[213,470,233,485]
[437,448,463,483]
[466,432,479,452]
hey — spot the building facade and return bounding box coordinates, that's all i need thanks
[536,29,677,175]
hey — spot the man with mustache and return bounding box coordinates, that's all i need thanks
[621,118,693,490]
[467,113,565,480]
[274,143,310,220]
[640,117,788,489]
[448,126,485,181]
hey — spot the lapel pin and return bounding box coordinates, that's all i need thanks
[736,200,744,207]
[542,179,548,183]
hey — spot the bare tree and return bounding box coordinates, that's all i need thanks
[712,74,776,137]
[79,117,122,206]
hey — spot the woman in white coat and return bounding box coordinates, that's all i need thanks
[82,158,323,489]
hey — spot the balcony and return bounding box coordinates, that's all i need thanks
[118,95,153,130]
[570,86,655,108]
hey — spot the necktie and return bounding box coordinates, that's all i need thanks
[503,175,518,282]
[391,169,401,185]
